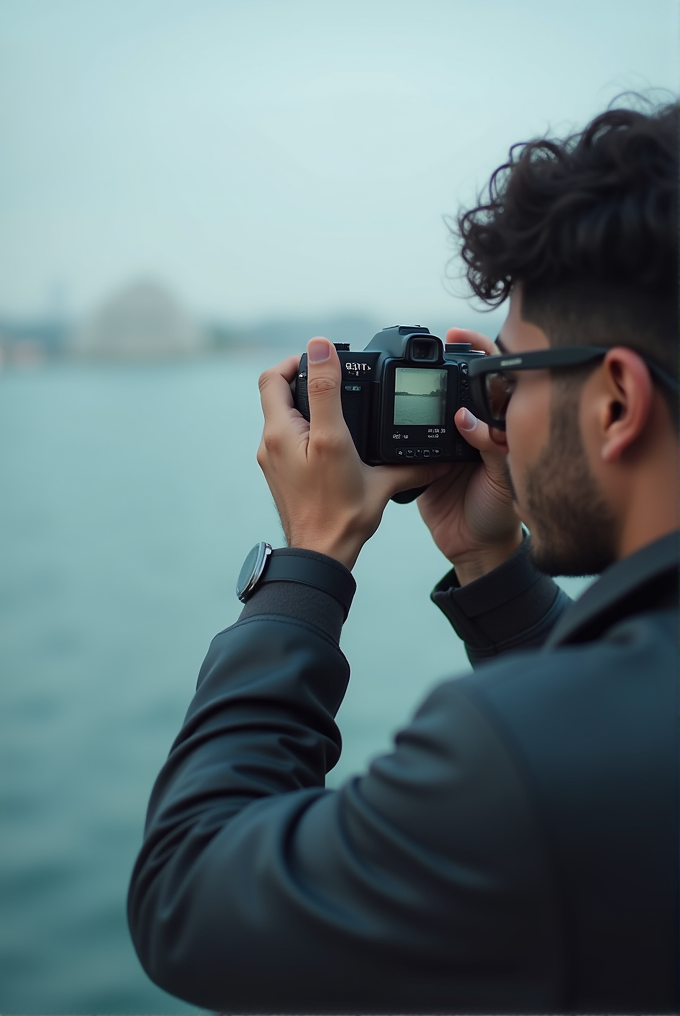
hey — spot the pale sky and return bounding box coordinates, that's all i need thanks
[0,0,677,324]
[396,368,446,396]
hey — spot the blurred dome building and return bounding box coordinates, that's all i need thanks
[72,281,204,359]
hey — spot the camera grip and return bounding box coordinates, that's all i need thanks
[290,359,310,420]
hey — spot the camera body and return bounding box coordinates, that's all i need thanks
[293,325,485,465]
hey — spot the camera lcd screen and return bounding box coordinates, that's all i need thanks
[394,368,447,426]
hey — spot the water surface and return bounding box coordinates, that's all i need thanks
[0,355,585,1012]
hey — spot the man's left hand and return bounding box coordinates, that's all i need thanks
[257,337,452,570]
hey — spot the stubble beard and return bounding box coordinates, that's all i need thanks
[519,386,618,577]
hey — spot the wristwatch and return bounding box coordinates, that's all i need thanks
[236,542,356,619]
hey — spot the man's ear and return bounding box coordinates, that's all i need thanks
[597,348,654,463]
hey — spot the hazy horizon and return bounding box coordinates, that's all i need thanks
[1,0,677,326]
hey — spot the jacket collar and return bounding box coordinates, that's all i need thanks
[544,530,679,648]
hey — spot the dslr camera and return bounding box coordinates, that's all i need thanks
[293,324,485,468]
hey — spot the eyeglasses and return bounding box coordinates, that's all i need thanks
[467,345,679,431]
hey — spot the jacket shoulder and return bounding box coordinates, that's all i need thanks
[450,609,678,1012]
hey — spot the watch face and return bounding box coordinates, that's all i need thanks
[236,542,271,602]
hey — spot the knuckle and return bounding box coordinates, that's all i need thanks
[261,428,283,454]
[258,369,275,393]
[308,375,339,399]
[312,428,345,455]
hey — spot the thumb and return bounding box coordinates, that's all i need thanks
[454,407,504,456]
[306,337,346,433]
[454,407,513,491]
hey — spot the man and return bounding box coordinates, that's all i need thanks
[128,102,678,1013]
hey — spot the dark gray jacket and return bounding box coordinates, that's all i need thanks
[128,531,679,1014]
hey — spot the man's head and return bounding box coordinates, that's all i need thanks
[457,100,677,380]
[456,100,679,574]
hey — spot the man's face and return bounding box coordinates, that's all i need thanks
[497,290,617,576]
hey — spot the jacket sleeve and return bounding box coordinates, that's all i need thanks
[128,576,565,1014]
[431,534,571,665]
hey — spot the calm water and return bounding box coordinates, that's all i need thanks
[0,355,586,1013]
[393,392,446,427]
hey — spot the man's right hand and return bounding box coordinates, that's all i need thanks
[417,328,522,585]
[256,337,451,571]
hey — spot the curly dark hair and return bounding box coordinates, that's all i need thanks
[455,100,678,380]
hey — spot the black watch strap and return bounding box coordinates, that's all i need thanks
[237,545,356,620]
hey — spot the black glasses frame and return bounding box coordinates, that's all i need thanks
[467,345,679,431]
